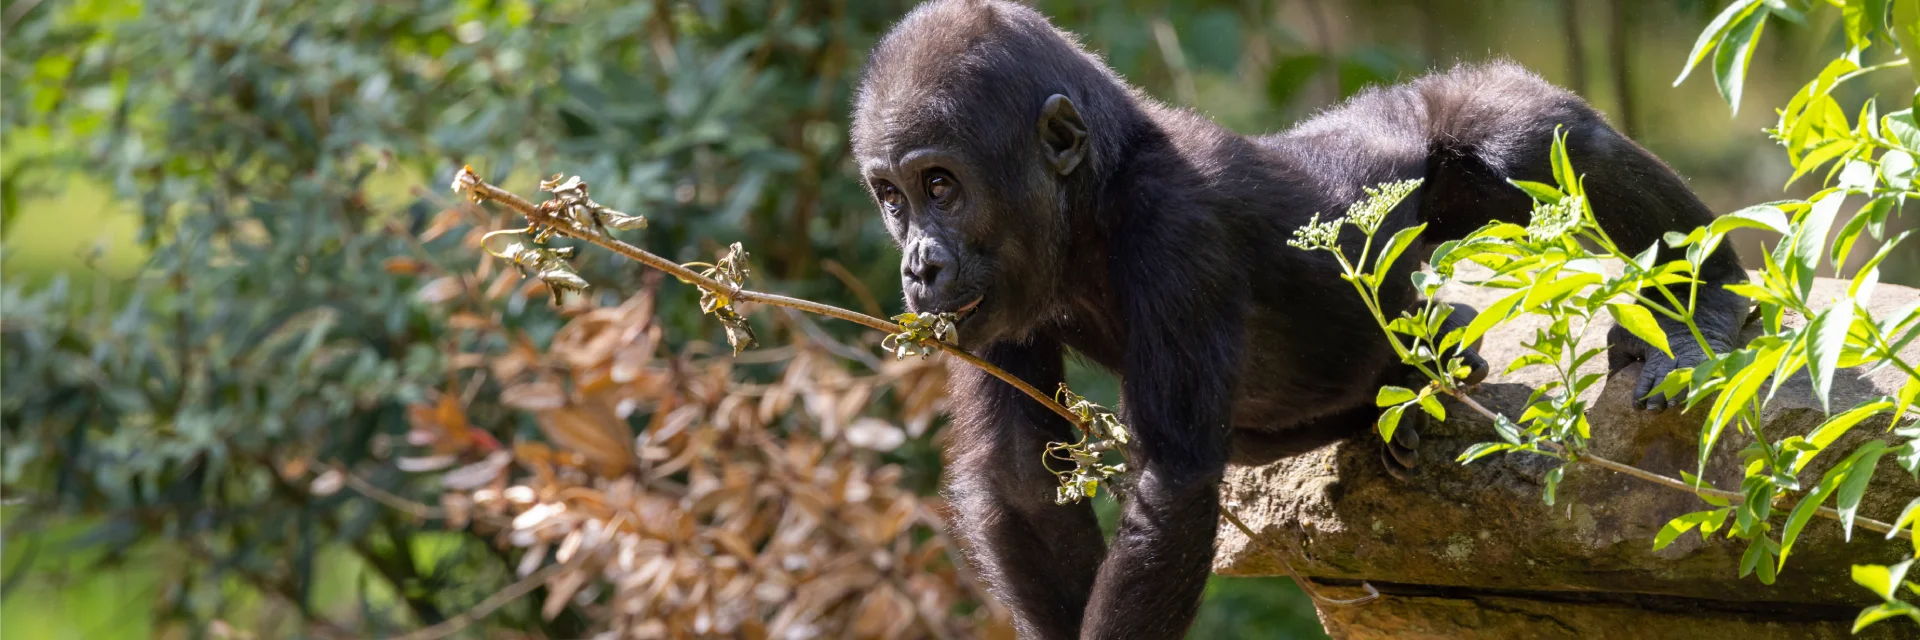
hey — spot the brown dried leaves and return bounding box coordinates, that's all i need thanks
[410,289,992,638]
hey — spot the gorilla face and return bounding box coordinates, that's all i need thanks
[853,92,1092,349]
[858,141,1004,346]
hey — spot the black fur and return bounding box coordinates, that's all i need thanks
[851,2,1747,638]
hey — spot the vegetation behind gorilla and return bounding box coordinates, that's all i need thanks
[4,0,1916,639]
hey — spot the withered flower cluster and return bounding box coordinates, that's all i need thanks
[880,312,958,360]
[682,242,758,354]
[407,290,1001,639]
[1044,384,1132,505]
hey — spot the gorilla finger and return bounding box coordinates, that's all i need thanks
[1394,423,1422,451]
[1637,373,1671,411]
[1381,444,1417,482]
[1460,350,1490,386]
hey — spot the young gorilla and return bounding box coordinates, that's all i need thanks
[851,1,1747,638]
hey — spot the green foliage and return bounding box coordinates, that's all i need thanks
[1310,0,1920,632]
[1,0,924,633]
[1294,1,1919,630]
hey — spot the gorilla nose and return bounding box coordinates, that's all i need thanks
[903,240,953,304]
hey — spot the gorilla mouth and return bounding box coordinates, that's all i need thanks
[953,296,985,324]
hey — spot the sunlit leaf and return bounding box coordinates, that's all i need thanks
[1853,601,1920,633]
[1855,560,1916,602]
[1676,0,1763,87]
[1373,223,1427,278]
[1376,386,1417,407]
[1837,440,1892,541]
[1712,6,1769,114]
[1607,303,1672,359]
[1797,400,1895,473]
[1807,302,1857,411]
[1507,179,1566,203]
[1377,404,1407,443]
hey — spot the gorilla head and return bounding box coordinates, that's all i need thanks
[850,0,1137,348]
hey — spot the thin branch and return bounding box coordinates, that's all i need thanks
[453,170,1083,429]
[336,465,446,520]
[819,258,884,319]
[458,169,1379,610]
[390,561,570,640]
[1446,392,1912,540]
[1219,507,1379,606]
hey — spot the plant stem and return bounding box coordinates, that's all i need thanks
[454,171,1083,429]
[1445,391,1911,539]
[392,561,570,640]
[1219,507,1379,606]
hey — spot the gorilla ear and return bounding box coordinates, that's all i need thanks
[1038,94,1089,176]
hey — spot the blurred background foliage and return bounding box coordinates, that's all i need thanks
[1,0,1913,638]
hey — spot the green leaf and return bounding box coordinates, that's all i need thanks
[1853,601,1920,633]
[1788,192,1846,299]
[1493,415,1524,445]
[1780,461,1847,569]
[1457,442,1515,464]
[1377,404,1407,444]
[1807,303,1858,411]
[1842,0,1891,50]
[1739,536,1779,584]
[1837,440,1891,541]
[1854,559,1916,602]
[1889,497,1920,541]
[1882,149,1916,190]
[1704,345,1788,469]
[1853,230,1915,299]
[1376,386,1417,407]
[1523,272,1603,311]
[1710,204,1791,236]
[1507,179,1567,203]
[1550,127,1579,193]
[1895,375,1920,432]
[1607,303,1673,359]
[1676,0,1763,87]
[1543,466,1564,506]
[1373,223,1428,280]
[1832,198,1889,274]
[1655,509,1722,550]
[1417,393,1446,421]
[1712,6,1769,114]
[1798,400,1896,473]
[1887,109,1920,151]
[1460,289,1525,351]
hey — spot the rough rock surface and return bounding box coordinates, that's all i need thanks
[1215,278,1920,639]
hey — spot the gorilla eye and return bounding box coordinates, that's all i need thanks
[875,181,904,214]
[926,172,957,204]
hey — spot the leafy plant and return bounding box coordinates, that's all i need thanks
[1296,0,1920,631]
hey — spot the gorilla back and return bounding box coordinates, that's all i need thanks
[851,2,1747,638]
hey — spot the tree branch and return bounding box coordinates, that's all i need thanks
[452,168,1082,430]
[1446,392,1912,540]
[390,561,569,640]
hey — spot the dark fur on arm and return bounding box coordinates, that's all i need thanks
[944,338,1106,639]
[1079,204,1244,639]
